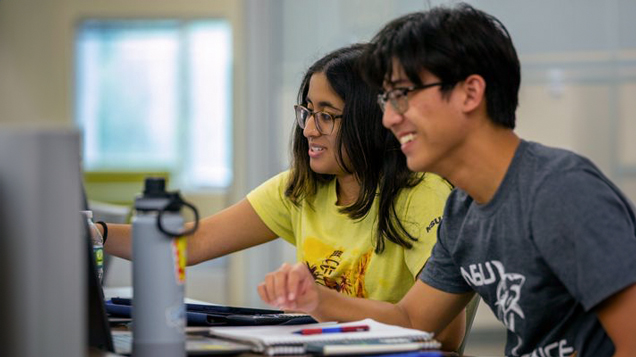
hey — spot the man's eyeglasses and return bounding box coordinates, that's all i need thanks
[294,105,343,135]
[377,82,444,114]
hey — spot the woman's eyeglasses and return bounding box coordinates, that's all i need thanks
[377,82,444,114]
[294,105,342,135]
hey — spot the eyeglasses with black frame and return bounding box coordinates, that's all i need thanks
[294,105,343,135]
[377,82,444,114]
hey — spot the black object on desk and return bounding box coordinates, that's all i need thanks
[107,297,317,326]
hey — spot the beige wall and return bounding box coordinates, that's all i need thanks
[516,51,636,202]
[0,0,72,125]
[619,82,636,167]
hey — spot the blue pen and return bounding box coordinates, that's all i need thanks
[293,324,370,335]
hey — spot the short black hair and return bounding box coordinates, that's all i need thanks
[360,3,520,128]
[286,43,424,253]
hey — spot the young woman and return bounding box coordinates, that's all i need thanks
[103,43,452,303]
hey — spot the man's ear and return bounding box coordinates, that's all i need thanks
[460,74,486,114]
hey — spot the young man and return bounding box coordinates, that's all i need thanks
[257,3,636,356]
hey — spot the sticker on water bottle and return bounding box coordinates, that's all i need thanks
[166,303,186,331]
[172,236,187,285]
[93,246,104,267]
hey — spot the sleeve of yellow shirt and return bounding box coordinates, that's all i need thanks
[400,173,453,279]
[246,171,296,245]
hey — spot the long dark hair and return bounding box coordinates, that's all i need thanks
[285,43,423,253]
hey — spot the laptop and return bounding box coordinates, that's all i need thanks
[84,215,252,356]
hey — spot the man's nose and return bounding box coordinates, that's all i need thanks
[381,102,403,129]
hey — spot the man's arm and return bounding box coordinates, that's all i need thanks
[258,262,472,351]
[596,283,636,357]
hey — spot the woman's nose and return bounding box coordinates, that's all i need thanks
[303,115,320,137]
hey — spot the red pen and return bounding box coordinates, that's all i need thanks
[293,324,370,335]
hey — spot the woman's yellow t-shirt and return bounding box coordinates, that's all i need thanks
[246,171,451,303]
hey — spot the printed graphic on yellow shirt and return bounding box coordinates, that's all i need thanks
[301,236,371,298]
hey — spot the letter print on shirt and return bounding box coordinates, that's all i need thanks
[460,261,575,356]
[461,261,526,354]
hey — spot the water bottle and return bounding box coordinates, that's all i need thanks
[131,177,199,357]
[81,210,104,285]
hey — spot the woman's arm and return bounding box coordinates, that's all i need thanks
[103,198,278,265]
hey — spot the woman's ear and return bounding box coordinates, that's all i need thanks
[460,74,487,114]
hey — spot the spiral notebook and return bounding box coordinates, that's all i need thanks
[208,318,440,355]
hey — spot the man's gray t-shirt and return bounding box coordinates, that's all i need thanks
[420,140,636,356]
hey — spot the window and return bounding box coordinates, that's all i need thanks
[75,19,232,188]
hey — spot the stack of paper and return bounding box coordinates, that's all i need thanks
[208,318,441,355]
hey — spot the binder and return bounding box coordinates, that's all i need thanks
[208,318,441,356]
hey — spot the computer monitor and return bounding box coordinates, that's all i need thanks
[0,126,84,357]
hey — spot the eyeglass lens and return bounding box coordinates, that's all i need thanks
[295,106,335,134]
[377,90,408,114]
[378,82,444,114]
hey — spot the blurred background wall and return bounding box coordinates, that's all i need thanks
[2,0,635,355]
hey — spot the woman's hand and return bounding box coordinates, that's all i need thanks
[257,262,320,313]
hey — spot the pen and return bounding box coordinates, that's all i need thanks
[293,324,370,335]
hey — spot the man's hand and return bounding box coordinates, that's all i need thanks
[257,262,320,313]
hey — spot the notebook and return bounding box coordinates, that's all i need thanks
[84,210,251,355]
[208,318,441,356]
[305,339,442,356]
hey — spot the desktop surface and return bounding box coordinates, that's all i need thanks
[90,348,467,357]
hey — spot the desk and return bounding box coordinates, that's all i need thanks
[102,324,466,357]
[105,320,468,357]
[104,286,211,305]
[90,348,464,357]
[99,288,477,357]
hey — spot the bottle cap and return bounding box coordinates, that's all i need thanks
[135,177,183,212]
[143,177,167,197]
